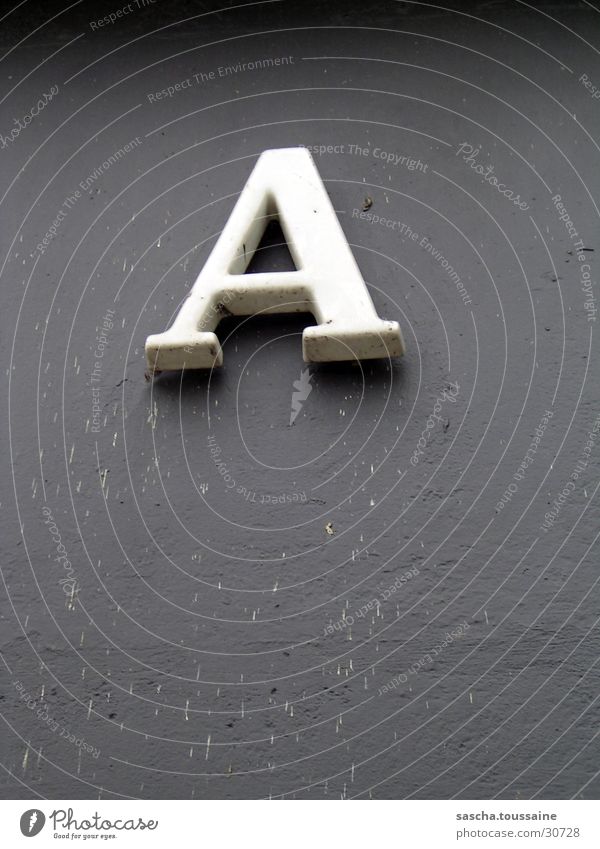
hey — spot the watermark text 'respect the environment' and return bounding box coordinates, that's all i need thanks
[33,136,142,258]
[147,56,295,102]
[352,213,472,307]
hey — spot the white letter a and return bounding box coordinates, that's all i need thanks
[145,147,405,371]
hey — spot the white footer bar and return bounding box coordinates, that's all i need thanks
[1,799,597,847]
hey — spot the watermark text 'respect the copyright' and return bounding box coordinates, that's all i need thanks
[90,309,116,433]
[206,435,306,505]
[541,411,600,532]
[551,193,596,322]
[302,142,429,173]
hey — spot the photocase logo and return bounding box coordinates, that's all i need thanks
[289,367,313,425]
[20,810,45,837]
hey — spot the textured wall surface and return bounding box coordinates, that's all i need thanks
[1,0,599,800]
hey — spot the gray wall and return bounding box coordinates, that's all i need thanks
[1,0,599,799]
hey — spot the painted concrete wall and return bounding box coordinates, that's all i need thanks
[1,0,599,799]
